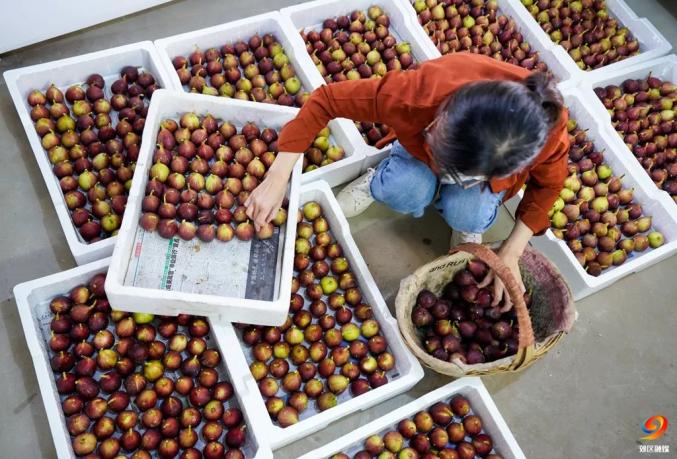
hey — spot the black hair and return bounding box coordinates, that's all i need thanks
[429,72,564,178]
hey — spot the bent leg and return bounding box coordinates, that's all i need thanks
[436,183,505,233]
[370,142,438,217]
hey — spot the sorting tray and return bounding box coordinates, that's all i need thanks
[579,54,677,206]
[508,0,671,82]
[105,89,303,326]
[220,180,424,450]
[281,0,436,171]
[299,377,525,459]
[3,41,175,265]
[13,257,273,459]
[154,12,366,188]
[505,85,677,300]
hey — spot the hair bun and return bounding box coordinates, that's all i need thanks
[523,72,563,125]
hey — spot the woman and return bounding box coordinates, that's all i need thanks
[245,52,569,309]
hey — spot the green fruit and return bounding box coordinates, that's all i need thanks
[648,231,664,248]
[313,136,330,152]
[273,53,289,69]
[133,312,154,324]
[56,115,75,132]
[78,170,97,191]
[463,16,475,28]
[341,323,360,341]
[320,277,338,295]
[150,162,170,182]
[284,77,302,95]
[395,42,411,55]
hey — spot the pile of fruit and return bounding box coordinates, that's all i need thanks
[412,0,547,71]
[331,395,503,459]
[47,272,251,458]
[300,5,411,148]
[235,201,395,427]
[303,127,346,173]
[302,6,416,83]
[27,66,160,242]
[139,114,289,243]
[410,259,525,365]
[356,122,392,148]
[171,34,310,107]
[521,0,640,70]
[594,75,676,202]
[549,117,665,276]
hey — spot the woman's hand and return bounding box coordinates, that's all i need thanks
[479,249,525,312]
[245,173,288,231]
[478,219,533,311]
[245,152,300,231]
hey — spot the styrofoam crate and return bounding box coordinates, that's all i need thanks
[12,258,273,459]
[579,55,677,204]
[105,89,303,326]
[3,41,175,266]
[506,86,677,300]
[301,118,367,187]
[154,12,367,187]
[405,0,576,86]
[219,180,424,450]
[154,12,321,96]
[299,377,525,459]
[509,0,671,82]
[281,0,437,172]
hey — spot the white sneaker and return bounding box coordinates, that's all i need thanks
[336,168,377,218]
[450,230,482,248]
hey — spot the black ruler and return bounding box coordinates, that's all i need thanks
[245,226,281,301]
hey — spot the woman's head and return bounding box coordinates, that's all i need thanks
[426,72,564,179]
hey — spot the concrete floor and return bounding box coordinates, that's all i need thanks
[0,0,675,458]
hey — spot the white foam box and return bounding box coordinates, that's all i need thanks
[154,12,366,187]
[218,180,424,450]
[105,89,303,326]
[13,257,273,459]
[3,41,175,266]
[299,377,525,459]
[507,0,671,82]
[505,85,677,301]
[281,0,437,172]
[0,0,172,54]
[578,54,677,208]
[405,0,576,86]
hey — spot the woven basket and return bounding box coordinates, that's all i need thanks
[395,243,576,377]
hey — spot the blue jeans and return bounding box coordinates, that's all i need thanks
[370,142,505,233]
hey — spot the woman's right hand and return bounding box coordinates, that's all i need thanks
[245,172,288,231]
[244,152,300,231]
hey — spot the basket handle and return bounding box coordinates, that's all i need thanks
[449,243,535,349]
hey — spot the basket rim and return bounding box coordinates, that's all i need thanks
[394,243,575,376]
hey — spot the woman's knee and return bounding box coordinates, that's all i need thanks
[371,146,437,215]
[439,186,503,233]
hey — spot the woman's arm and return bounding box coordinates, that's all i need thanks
[245,71,420,229]
[479,219,533,310]
[482,115,570,308]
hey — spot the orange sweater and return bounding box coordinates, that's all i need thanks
[278,53,570,234]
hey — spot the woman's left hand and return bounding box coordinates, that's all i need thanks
[477,219,532,311]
